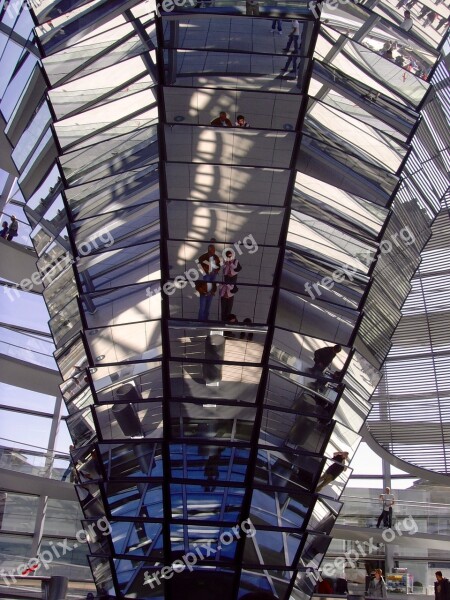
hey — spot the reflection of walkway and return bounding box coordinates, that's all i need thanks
[332,523,450,551]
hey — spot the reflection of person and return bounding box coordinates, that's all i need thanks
[246,0,259,16]
[0,221,8,239]
[210,112,232,127]
[377,486,395,528]
[235,114,250,128]
[435,572,450,600]
[220,284,238,321]
[317,579,334,594]
[313,345,342,373]
[368,569,387,598]
[336,578,349,595]
[271,19,282,34]
[223,250,241,283]
[196,281,217,321]
[198,244,221,281]
[7,215,18,241]
[240,317,253,341]
[400,10,414,31]
[316,451,349,491]
[203,450,223,492]
[283,20,300,54]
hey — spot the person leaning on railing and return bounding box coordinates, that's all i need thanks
[368,569,388,599]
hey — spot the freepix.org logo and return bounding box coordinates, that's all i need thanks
[0,517,112,585]
[146,234,259,298]
[144,518,256,589]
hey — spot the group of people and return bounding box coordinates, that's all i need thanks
[196,243,252,328]
[397,0,450,32]
[0,215,19,241]
[366,570,450,600]
[211,112,250,127]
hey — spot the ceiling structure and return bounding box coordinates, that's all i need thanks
[0,0,449,598]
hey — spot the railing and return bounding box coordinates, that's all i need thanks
[337,494,450,535]
[0,339,56,370]
[0,445,70,481]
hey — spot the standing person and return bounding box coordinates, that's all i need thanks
[282,20,300,54]
[220,283,238,321]
[198,244,221,281]
[271,18,282,34]
[196,280,217,321]
[316,451,349,491]
[6,215,18,241]
[235,115,250,128]
[223,250,241,283]
[0,221,8,239]
[210,112,232,127]
[368,569,387,598]
[312,344,342,374]
[400,10,414,30]
[377,486,395,528]
[246,0,259,16]
[435,572,450,600]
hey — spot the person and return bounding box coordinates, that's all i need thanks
[381,41,394,58]
[246,0,259,16]
[271,18,282,34]
[281,53,298,74]
[316,451,349,491]
[283,20,300,54]
[435,572,450,600]
[203,450,223,492]
[224,313,238,338]
[400,10,414,31]
[0,221,8,239]
[313,344,342,373]
[198,244,221,281]
[419,5,432,19]
[220,283,238,321]
[223,250,241,283]
[317,579,334,594]
[235,114,250,128]
[7,215,18,241]
[377,486,395,528]
[210,111,232,127]
[368,569,387,598]
[62,445,76,482]
[196,280,217,321]
[436,15,450,31]
[336,577,349,595]
[240,317,253,341]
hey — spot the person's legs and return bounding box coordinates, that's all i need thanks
[317,473,334,491]
[284,35,293,52]
[376,510,385,528]
[204,294,213,320]
[199,295,207,321]
[290,55,298,73]
[387,507,393,528]
[293,34,299,54]
[221,297,231,321]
